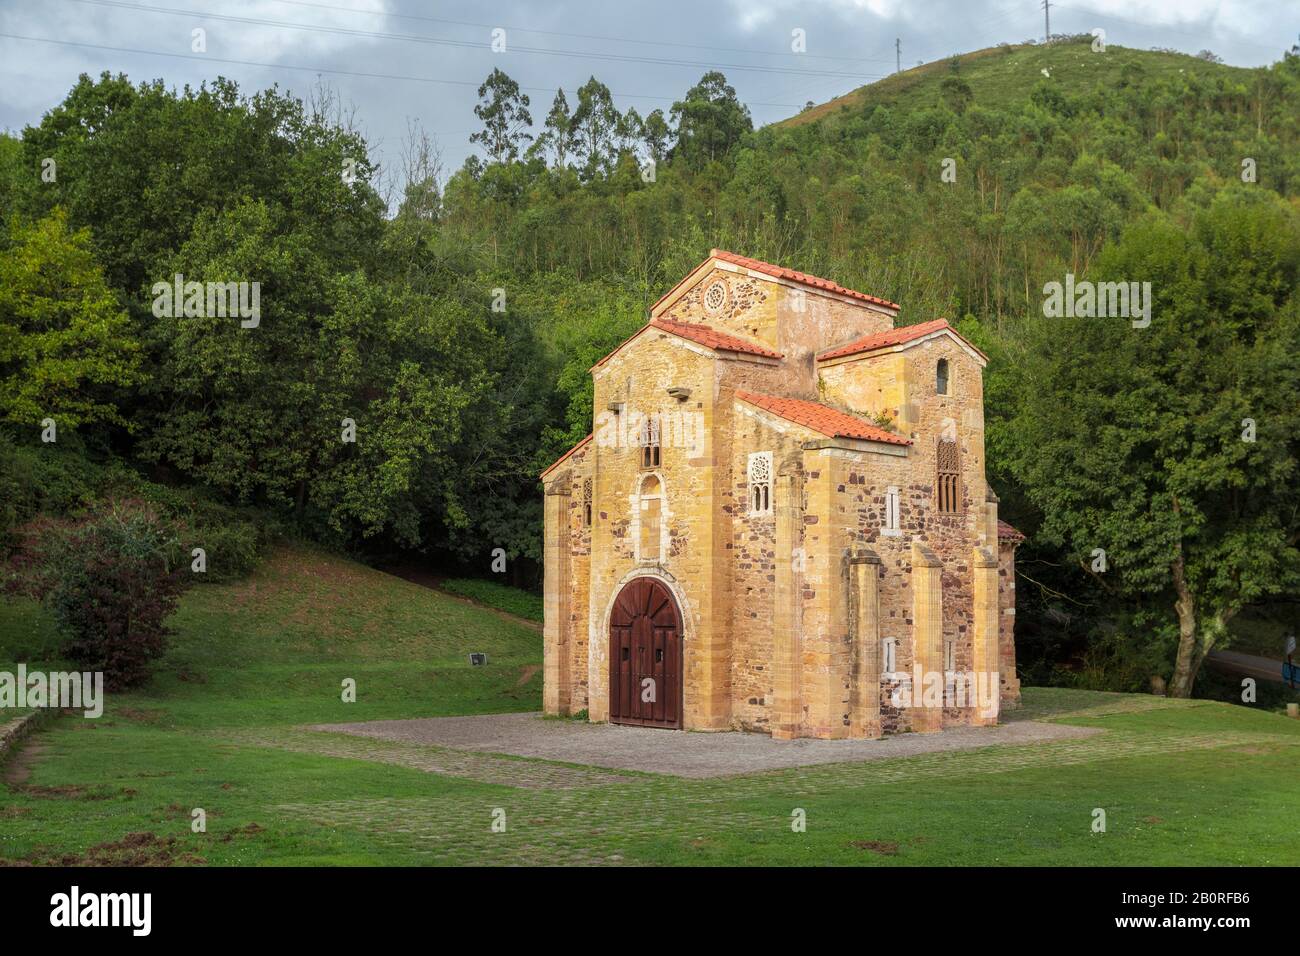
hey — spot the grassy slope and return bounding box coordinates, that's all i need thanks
[2,545,1298,866]
[439,578,544,623]
[781,42,1255,129]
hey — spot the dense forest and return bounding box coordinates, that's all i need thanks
[2,36,1298,695]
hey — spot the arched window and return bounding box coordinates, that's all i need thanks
[639,415,660,468]
[936,358,950,395]
[747,452,773,516]
[637,474,663,563]
[582,477,593,527]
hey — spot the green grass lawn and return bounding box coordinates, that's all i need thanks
[2,544,1298,866]
[439,577,544,623]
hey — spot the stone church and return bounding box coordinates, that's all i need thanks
[540,250,1022,739]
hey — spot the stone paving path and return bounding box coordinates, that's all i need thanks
[305,712,1101,778]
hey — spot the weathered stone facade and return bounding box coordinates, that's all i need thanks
[541,250,1022,739]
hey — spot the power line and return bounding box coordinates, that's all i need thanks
[0,32,810,109]
[59,0,894,81]
[262,0,901,64]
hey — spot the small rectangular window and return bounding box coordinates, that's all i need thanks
[944,639,955,673]
[884,486,901,535]
[882,639,897,675]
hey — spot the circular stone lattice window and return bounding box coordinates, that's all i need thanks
[702,280,729,315]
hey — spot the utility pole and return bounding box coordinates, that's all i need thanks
[896,37,901,74]
[1042,0,1051,43]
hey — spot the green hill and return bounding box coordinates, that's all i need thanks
[783,42,1256,127]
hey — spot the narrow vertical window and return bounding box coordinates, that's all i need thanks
[748,452,773,516]
[640,415,660,468]
[884,485,901,535]
[582,477,592,527]
[944,639,955,673]
[882,638,897,676]
[937,439,960,513]
[936,358,949,395]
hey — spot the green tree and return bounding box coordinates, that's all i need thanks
[670,71,752,168]
[470,68,533,164]
[530,88,574,169]
[0,209,141,428]
[1007,193,1300,696]
[571,77,619,179]
[642,109,671,162]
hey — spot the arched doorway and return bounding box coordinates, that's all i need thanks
[609,577,682,729]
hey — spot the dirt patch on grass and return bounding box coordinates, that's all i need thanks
[2,738,47,787]
[54,832,204,867]
[15,784,115,800]
[219,823,265,842]
[117,707,168,724]
[850,840,900,856]
[516,664,541,687]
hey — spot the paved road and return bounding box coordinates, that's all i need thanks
[1206,649,1295,686]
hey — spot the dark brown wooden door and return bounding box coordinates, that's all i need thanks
[609,578,682,729]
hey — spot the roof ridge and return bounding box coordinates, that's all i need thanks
[817,318,988,363]
[651,250,900,314]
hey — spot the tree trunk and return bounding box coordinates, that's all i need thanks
[1168,550,1235,698]
[1168,552,1199,697]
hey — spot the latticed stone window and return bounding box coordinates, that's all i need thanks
[582,477,592,527]
[639,415,660,469]
[703,279,728,315]
[936,439,960,513]
[748,451,773,516]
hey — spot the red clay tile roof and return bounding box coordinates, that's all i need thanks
[997,520,1025,543]
[817,318,988,363]
[709,250,900,310]
[735,391,911,446]
[651,249,900,314]
[649,318,782,359]
[591,318,782,371]
[540,433,592,480]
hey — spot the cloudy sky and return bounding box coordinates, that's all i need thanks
[0,0,1292,192]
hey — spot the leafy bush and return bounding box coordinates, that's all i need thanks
[7,501,191,689]
[0,432,272,580]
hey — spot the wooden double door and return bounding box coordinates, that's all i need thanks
[609,578,682,729]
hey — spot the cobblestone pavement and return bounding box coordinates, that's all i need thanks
[302,712,1102,778]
